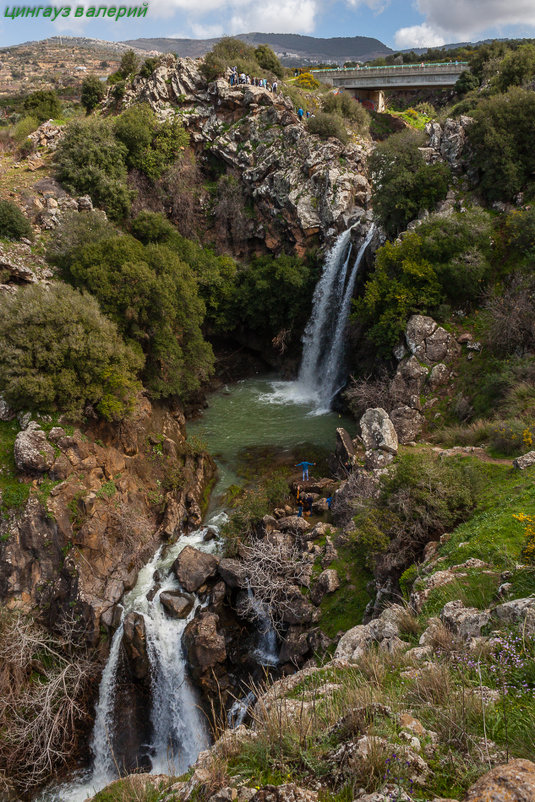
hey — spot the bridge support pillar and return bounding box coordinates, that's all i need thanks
[350,88,385,112]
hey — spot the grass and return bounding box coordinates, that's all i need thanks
[0,419,30,517]
[319,544,372,639]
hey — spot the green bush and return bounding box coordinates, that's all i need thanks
[369,129,450,237]
[254,44,283,77]
[62,234,214,399]
[323,92,370,134]
[81,75,105,113]
[114,104,189,179]
[0,200,33,240]
[454,70,479,95]
[467,87,535,203]
[54,118,131,220]
[22,89,61,122]
[356,209,492,352]
[138,57,161,79]
[496,43,535,91]
[0,283,142,419]
[306,112,348,144]
[46,209,117,270]
[12,115,38,143]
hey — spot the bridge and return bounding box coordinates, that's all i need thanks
[311,62,469,111]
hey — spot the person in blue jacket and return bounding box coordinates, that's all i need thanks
[295,460,315,481]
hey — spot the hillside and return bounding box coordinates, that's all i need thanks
[121,32,392,65]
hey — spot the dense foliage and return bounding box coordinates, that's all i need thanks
[306,112,348,144]
[114,104,189,180]
[22,89,61,122]
[322,92,370,134]
[201,37,282,82]
[356,210,493,351]
[369,130,450,237]
[54,118,131,220]
[0,284,142,419]
[80,75,105,113]
[0,200,33,240]
[467,88,535,203]
[55,229,214,399]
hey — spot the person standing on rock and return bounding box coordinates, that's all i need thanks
[272,81,278,94]
[296,460,315,481]
[297,107,304,121]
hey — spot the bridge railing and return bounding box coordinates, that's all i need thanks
[311,62,469,74]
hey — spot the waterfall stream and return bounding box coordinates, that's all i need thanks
[40,514,227,802]
[266,224,375,413]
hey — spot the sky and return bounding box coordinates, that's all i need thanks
[1,0,535,50]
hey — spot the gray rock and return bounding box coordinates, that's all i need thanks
[364,450,395,470]
[218,558,247,589]
[277,516,310,534]
[0,395,15,422]
[429,363,450,389]
[493,597,535,635]
[359,408,398,454]
[14,421,55,473]
[310,568,340,605]
[390,357,429,408]
[335,427,356,467]
[440,600,490,639]
[405,315,437,359]
[513,451,535,470]
[390,405,424,444]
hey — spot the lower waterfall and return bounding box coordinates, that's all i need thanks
[40,514,227,802]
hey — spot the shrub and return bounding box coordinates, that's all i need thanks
[496,43,535,91]
[22,89,61,122]
[369,129,450,237]
[114,105,189,180]
[46,209,117,270]
[467,87,535,203]
[254,44,283,77]
[62,235,214,399]
[295,71,320,89]
[54,118,131,220]
[138,57,161,79]
[80,75,105,113]
[306,112,348,144]
[0,200,33,240]
[484,274,535,356]
[454,70,479,95]
[12,115,38,143]
[323,92,370,134]
[503,207,535,261]
[0,283,142,419]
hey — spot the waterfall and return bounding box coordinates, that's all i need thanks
[40,516,226,802]
[264,224,375,414]
[246,584,279,667]
[298,224,375,410]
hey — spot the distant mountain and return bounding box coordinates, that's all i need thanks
[120,32,392,66]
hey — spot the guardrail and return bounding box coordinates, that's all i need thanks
[311,62,469,73]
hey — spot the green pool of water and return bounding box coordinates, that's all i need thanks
[187,376,355,506]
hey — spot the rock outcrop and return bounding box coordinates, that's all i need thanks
[173,546,219,592]
[13,421,55,473]
[359,408,398,469]
[463,759,535,801]
[425,116,474,172]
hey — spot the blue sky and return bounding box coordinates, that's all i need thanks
[1,0,535,50]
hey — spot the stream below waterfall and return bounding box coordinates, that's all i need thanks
[36,225,373,802]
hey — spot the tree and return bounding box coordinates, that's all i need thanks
[114,105,189,179]
[54,118,131,220]
[369,129,450,237]
[118,49,139,77]
[62,235,214,400]
[80,74,105,113]
[254,44,283,77]
[46,209,116,270]
[0,283,142,419]
[496,43,535,91]
[454,70,479,95]
[22,89,61,122]
[0,200,33,240]
[113,103,156,168]
[467,87,535,203]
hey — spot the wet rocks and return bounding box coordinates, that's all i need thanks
[13,422,55,473]
[122,612,150,680]
[184,611,227,674]
[160,590,194,619]
[172,545,219,592]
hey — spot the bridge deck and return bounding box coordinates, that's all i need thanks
[312,62,469,90]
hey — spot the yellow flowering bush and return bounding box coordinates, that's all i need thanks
[513,513,535,564]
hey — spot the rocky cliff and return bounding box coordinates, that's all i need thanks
[115,55,372,255]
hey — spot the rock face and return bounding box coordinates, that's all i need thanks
[390,405,424,444]
[217,558,247,589]
[425,116,474,172]
[359,408,398,470]
[184,611,227,678]
[463,759,535,802]
[0,397,215,643]
[173,546,219,592]
[440,600,490,639]
[115,55,372,255]
[335,427,357,467]
[122,611,150,680]
[13,422,55,473]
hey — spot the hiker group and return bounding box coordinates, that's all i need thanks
[229,68,278,93]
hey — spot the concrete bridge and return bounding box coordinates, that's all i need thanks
[312,62,469,111]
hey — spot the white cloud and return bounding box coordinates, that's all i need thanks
[190,22,224,37]
[345,0,390,11]
[416,0,535,38]
[394,22,445,49]
[227,0,318,34]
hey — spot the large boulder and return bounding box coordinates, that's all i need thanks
[172,546,219,592]
[513,451,535,470]
[310,568,340,605]
[335,427,356,467]
[493,597,535,636]
[217,558,247,589]
[122,612,150,680]
[440,600,490,639]
[14,421,55,473]
[405,315,437,360]
[184,611,226,672]
[159,590,194,619]
[463,759,535,801]
[360,408,398,454]
[390,405,424,444]
[335,615,403,662]
[390,357,429,409]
